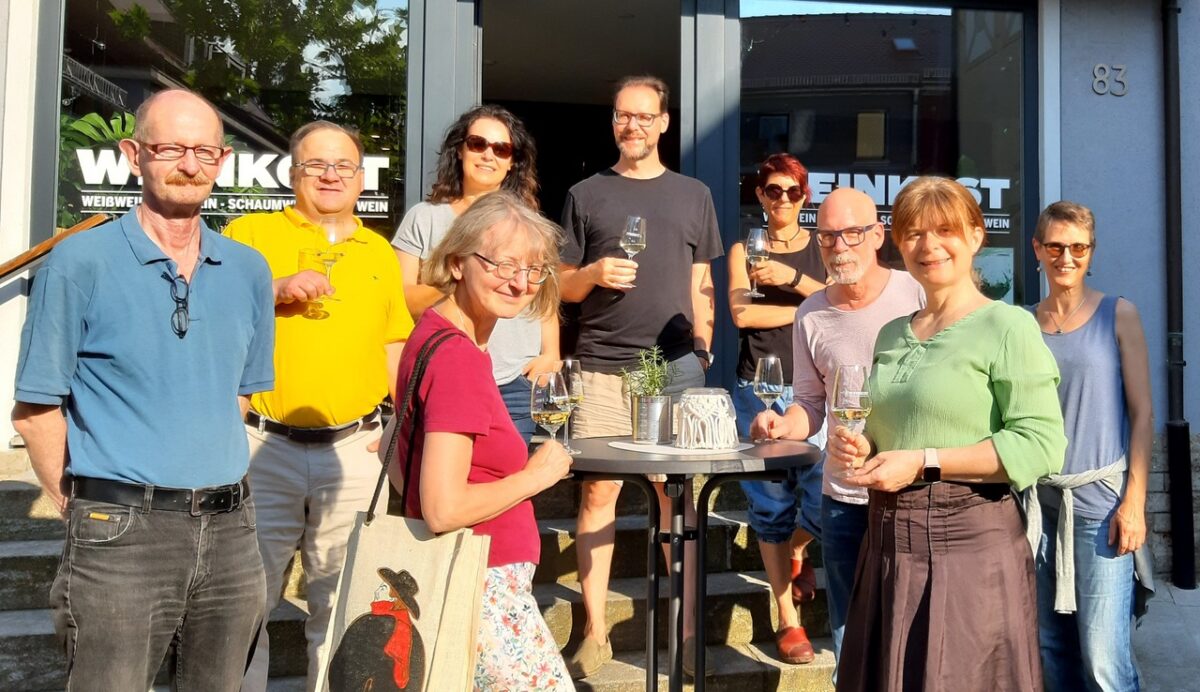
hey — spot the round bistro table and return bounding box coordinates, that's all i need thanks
[566,436,820,692]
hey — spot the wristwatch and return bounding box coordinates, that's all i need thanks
[922,447,942,483]
[789,269,803,288]
[693,349,714,370]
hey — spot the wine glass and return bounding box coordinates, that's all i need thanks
[316,216,343,301]
[616,216,646,288]
[745,226,769,298]
[752,355,785,442]
[298,248,333,318]
[530,372,571,444]
[560,358,584,455]
[832,365,873,474]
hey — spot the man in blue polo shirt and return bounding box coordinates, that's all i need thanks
[11,89,275,691]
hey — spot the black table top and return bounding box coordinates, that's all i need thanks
[566,436,821,476]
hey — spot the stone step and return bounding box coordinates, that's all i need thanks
[0,510,825,610]
[575,639,836,692]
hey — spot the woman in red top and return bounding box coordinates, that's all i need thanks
[389,191,572,689]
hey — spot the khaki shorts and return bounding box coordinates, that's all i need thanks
[571,354,707,482]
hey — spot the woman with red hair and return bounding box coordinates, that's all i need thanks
[727,153,827,664]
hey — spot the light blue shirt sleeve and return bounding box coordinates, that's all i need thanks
[14,260,90,405]
[238,256,276,395]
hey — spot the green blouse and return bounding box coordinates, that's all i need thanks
[866,301,1067,491]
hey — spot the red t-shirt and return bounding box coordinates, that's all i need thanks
[395,310,538,568]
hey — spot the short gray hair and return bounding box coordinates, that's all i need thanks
[289,121,365,164]
[421,191,561,320]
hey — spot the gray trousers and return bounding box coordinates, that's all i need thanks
[51,495,266,691]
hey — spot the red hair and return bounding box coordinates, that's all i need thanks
[756,154,810,204]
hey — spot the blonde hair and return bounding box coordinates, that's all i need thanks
[890,176,985,246]
[1035,200,1096,244]
[421,191,561,320]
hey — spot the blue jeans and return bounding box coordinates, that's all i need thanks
[1036,505,1139,692]
[499,375,535,446]
[51,495,265,690]
[820,495,869,667]
[733,378,825,542]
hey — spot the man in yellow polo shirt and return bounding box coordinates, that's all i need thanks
[226,121,413,692]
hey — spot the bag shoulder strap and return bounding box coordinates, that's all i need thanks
[366,327,461,524]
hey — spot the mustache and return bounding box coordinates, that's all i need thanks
[830,251,857,267]
[164,171,213,186]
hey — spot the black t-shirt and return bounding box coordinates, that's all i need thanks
[735,238,827,381]
[560,169,724,372]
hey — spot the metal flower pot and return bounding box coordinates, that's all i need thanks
[631,394,672,444]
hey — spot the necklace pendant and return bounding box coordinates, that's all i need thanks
[1055,328,1063,334]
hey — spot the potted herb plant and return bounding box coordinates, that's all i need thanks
[621,346,677,444]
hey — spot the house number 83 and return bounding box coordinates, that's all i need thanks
[1093,64,1128,96]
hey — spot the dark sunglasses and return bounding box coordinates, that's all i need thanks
[463,134,514,159]
[762,184,805,203]
[164,272,190,339]
[1040,241,1093,259]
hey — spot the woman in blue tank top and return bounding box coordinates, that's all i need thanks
[1030,201,1155,691]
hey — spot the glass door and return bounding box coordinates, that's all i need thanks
[739,1,1031,303]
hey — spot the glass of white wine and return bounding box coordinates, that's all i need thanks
[753,355,785,442]
[832,364,873,475]
[617,215,646,288]
[745,226,770,298]
[531,371,571,445]
[560,358,584,455]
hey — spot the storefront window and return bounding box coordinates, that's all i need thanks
[740,1,1028,303]
[56,0,408,234]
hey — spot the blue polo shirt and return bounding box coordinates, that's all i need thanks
[14,210,275,488]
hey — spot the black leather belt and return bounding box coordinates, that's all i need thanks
[72,476,248,516]
[245,407,380,444]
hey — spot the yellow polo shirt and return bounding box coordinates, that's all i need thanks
[225,206,414,427]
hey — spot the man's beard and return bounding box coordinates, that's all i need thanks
[829,252,865,284]
[618,136,653,162]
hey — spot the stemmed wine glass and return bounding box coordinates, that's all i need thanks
[752,355,785,442]
[530,372,572,446]
[745,226,769,298]
[560,358,584,455]
[831,365,873,474]
[617,216,646,288]
[314,215,343,301]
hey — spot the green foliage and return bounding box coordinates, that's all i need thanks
[57,111,137,228]
[980,271,1013,300]
[108,4,153,42]
[621,347,677,398]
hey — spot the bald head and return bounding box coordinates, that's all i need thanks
[133,89,224,143]
[817,187,878,230]
[815,186,885,285]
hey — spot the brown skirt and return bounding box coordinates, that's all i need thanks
[836,482,1042,692]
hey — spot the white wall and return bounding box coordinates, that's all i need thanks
[1180,0,1200,428]
[0,0,41,445]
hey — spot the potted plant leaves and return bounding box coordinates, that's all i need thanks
[621,346,677,444]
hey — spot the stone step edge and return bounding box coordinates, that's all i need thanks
[577,637,837,688]
[0,509,757,560]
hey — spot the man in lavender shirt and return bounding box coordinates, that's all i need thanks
[750,187,925,667]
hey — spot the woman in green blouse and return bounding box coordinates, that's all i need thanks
[828,176,1066,692]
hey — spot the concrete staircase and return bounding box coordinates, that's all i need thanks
[0,452,837,691]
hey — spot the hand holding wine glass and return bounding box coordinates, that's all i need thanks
[616,216,646,289]
[752,355,785,442]
[744,227,770,298]
[531,372,572,444]
[831,364,873,476]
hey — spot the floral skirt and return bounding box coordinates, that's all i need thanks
[473,562,570,691]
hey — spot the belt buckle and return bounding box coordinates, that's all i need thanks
[191,486,236,515]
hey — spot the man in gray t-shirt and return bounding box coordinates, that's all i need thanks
[751,187,924,671]
[558,76,723,680]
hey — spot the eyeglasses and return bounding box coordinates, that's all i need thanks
[139,142,226,165]
[463,135,514,160]
[612,110,661,127]
[1040,241,1093,259]
[164,272,190,339]
[292,160,362,178]
[815,224,877,248]
[472,253,550,285]
[762,184,805,203]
